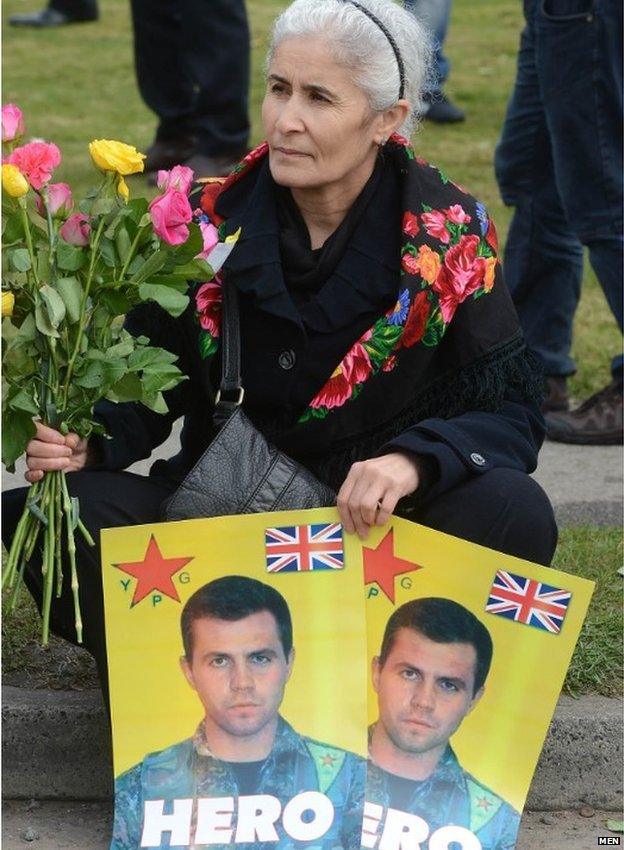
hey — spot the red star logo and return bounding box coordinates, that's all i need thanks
[321,754,337,766]
[115,535,193,607]
[476,796,494,811]
[363,528,421,603]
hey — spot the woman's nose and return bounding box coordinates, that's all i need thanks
[274,96,305,134]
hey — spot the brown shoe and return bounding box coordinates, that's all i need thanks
[545,382,623,445]
[144,135,197,175]
[542,375,570,413]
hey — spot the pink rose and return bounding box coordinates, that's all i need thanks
[421,209,450,244]
[7,141,61,190]
[2,104,25,143]
[59,212,90,246]
[149,188,193,246]
[196,220,219,260]
[310,331,372,411]
[196,280,222,337]
[156,165,194,194]
[35,182,73,218]
[444,204,471,225]
[432,234,484,323]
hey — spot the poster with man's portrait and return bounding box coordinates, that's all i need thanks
[101,509,593,850]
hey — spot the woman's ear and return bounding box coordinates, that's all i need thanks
[375,99,411,144]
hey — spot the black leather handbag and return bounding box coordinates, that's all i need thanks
[163,276,335,521]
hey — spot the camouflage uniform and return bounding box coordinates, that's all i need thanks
[365,746,520,850]
[112,717,364,850]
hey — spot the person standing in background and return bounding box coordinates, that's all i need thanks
[495,0,623,445]
[131,0,250,180]
[9,0,97,27]
[404,0,465,123]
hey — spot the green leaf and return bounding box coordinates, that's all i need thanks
[106,372,142,402]
[2,409,36,470]
[167,223,203,266]
[4,312,36,349]
[56,277,83,324]
[98,236,117,268]
[115,227,132,263]
[130,249,167,285]
[199,332,218,359]
[75,359,107,388]
[172,258,214,279]
[10,248,31,272]
[3,211,24,243]
[91,198,116,217]
[141,391,168,414]
[57,241,87,272]
[128,346,177,372]
[99,290,132,316]
[35,302,60,338]
[8,384,39,415]
[606,820,624,834]
[138,282,189,317]
[39,284,66,328]
[105,339,135,359]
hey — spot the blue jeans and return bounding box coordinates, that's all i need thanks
[495,0,623,384]
[404,0,452,92]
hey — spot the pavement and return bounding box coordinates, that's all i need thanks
[2,801,623,850]
[2,433,623,843]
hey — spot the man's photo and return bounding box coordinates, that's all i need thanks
[112,575,364,849]
[364,597,520,850]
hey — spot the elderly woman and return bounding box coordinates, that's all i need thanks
[3,0,556,690]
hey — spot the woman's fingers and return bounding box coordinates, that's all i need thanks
[33,421,66,444]
[25,469,45,484]
[26,439,73,459]
[338,453,421,539]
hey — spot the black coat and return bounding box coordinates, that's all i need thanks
[93,153,545,506]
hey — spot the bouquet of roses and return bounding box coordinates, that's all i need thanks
[1,104,225,644]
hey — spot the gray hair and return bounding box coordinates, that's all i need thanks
[267,0,434,138]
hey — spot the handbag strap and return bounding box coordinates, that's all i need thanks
[214,272,245,426]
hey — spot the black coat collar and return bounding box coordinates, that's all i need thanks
[215,156,401,332]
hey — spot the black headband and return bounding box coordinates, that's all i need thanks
[342,0,405,100]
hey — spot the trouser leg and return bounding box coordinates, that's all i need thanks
[181,0,250,156]
[495,9,584,378]
[405,0,452,90]
[1,471,176,704]
[413,468,558,566]
[129,0,249,154]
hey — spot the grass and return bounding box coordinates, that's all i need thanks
[2,1,622,692]
[3,526,622,694]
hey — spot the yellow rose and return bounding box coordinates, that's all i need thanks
[89,139,145,176]
[416,244,441,285]
[2,291,15,318]
[117,175,130,201]
[483,256,497,292]
[2,163,29,198]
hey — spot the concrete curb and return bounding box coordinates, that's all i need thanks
[2,688,622,809]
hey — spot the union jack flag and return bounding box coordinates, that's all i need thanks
[265,523,344,573]
[485,569,572,634]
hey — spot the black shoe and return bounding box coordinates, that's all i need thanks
[10,6,98,26]
[423,92,466,124]
[143,135,198,175]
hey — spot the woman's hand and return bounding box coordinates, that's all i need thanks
[337,452,420,540]
[25,422,89,484]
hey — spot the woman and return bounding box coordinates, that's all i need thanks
[2,0,556,691]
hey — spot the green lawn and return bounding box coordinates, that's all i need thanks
[3,0,622,694]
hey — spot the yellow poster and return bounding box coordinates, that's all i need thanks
[101,509,593,850]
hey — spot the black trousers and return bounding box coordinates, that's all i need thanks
[129,0,250,155]
[2,467,557,702]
